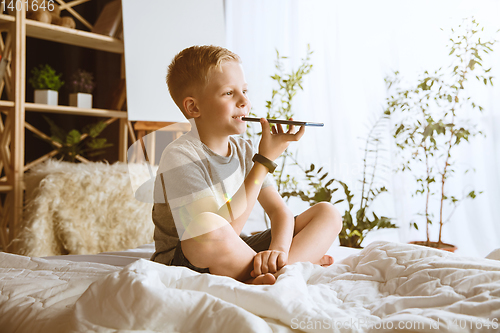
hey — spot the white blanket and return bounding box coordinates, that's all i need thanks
[1,241,499,332]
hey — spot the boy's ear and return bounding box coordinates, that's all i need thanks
[183,97,200,118]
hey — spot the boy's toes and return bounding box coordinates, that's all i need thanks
[252,273,276,285]
[319,255,334,267]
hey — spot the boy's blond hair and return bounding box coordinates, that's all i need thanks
[166,45,241,119]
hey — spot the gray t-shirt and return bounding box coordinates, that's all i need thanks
[151,130,274,265]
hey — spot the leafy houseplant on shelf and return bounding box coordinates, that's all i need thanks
[40,116,112,163]
[385,18,497,251]
[69,69,95,108]
[29,64,64,106]
[283,114,397,248]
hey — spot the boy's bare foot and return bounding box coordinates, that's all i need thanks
[316,255,334,267]
[249,273,276,285]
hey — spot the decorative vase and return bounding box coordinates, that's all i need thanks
[34,89,58,105]
[69,93,92,108]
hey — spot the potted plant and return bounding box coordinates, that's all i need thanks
[385,18,497,251]
[283,114,397,248]
[40,116,112,162]
[29,64,64,105]
[69,69,95,108]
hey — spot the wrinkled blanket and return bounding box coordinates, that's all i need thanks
[1,241,499,332]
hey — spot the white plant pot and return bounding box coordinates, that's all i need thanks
[34,89,58,105]
[69,93,93,108]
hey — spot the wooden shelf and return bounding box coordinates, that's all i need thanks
[25,103,127,118]
[0,13,14,25]
[0,100,14,109]
[0,14,123,53]
[134,121,191,132]
[0,101,127,119]
[0,183,13,192]
[0,2,130,251]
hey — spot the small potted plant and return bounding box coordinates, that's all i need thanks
[28,64,64,105]
[69,69,95,108]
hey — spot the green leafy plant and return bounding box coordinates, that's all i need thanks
[385,17,497,248]
[70,69,95,94]
[283,114,397,248]
[244,46,313,228]
[246,45,313,195]
[28,64,64,91]
[40,116,112,162]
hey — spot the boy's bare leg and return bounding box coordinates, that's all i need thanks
[181,203,340,283]
[288,202,342,266]
[180,212,274,284]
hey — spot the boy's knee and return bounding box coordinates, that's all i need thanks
[315,202,342,232]
[315,202,338,215]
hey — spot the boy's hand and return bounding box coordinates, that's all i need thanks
[250,250,288,277]
[258,118,305,161]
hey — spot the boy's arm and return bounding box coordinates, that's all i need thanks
[216,161,269,235]
[182,119,304,238]
[218,119,304,235]
[258,186,294,253]
[175,162,268,238]
[247,185,294,277]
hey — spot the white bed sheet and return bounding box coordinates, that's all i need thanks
[2,241,499,333]
[41,242,362,268]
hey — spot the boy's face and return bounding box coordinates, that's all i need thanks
[195,61,251,137]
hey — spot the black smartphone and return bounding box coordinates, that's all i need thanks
[241,117,324,127]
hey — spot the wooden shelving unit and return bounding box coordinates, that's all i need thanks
[25,103,128,118]
[0,2,132,251]
[0,13,123,53]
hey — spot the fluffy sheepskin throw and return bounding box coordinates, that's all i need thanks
[14,159,156,257]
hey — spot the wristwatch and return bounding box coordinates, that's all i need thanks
[252,153,277,173]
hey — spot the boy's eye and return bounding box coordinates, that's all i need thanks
[243,90,248,94]
[225,91,233,96]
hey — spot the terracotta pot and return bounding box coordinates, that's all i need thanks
[409,241,457,253]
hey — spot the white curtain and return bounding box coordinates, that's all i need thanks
[225,0,500,257]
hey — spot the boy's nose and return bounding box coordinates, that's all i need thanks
[237,93,249,108]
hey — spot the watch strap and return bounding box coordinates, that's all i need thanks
[252,153,277,173]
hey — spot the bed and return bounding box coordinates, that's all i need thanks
[1,241,499,333]
[3,160,499,332]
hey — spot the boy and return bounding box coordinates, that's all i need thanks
[151,45,342,285]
